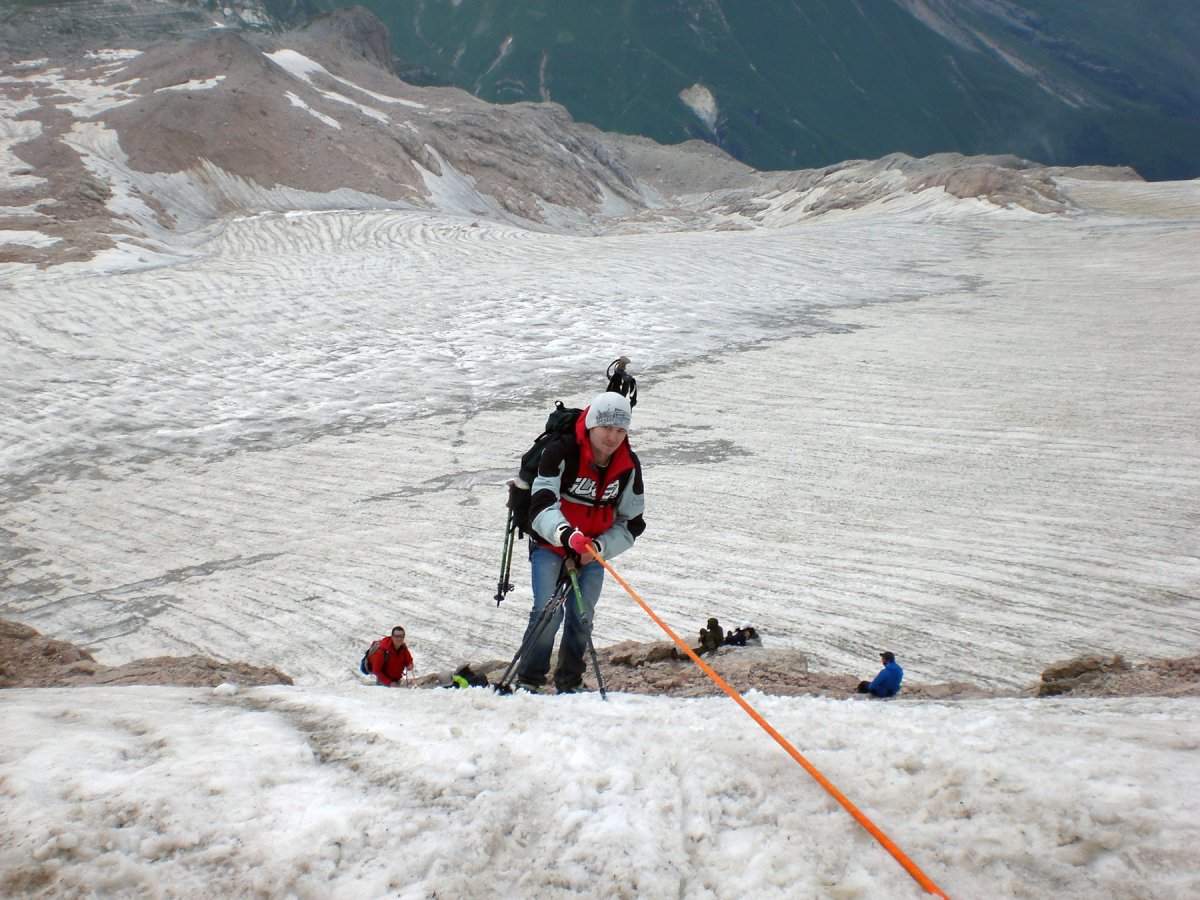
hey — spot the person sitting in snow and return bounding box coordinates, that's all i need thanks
[857,650,903,697]
[369,625,415,687]
[725,621,759,646]
[699,617,725,654]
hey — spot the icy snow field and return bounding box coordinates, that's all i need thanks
[2,179,1199,897]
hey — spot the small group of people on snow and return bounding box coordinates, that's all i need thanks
[694,617,761,655]
[670,617,760,659]
[690,617,903,696]
[365,387,903,699]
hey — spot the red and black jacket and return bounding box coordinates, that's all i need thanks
[529,411,646,559]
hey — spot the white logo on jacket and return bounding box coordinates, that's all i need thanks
[568,476,620,503]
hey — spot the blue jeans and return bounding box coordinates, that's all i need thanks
[515,544,605,690]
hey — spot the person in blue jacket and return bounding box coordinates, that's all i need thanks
[858,651,904,697]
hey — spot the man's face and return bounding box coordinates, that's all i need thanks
[589,424,627,460]
[393,630,406,645]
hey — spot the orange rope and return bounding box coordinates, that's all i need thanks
[587,542,949,898]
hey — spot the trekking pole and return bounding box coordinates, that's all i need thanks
[566,562,607,700]
[581,540,950,899]
[495,579,569,692]
[495,508,517,605]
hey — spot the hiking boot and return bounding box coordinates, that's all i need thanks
[514,679,542,694]
[555,681,591,695]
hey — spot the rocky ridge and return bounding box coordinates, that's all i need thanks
[0,618,292,689]
[9,620,1188,700]
[1,1,1140,271]
[438,642,1200,701]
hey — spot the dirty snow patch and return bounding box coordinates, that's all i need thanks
[265,49,423,119]
[84,49,142,63]
[284,91,341,129]
[157,76,226,93]
[679,83,719,131]
[0,119,45,190]
[0,230,59,248]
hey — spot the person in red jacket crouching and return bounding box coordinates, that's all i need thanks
[369,625,415,687]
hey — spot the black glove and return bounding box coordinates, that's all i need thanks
[556,523,577,555]
[507,480,530,538]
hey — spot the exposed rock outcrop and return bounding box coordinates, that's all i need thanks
[285,6,397,76]
[1037,652,1200,699]
[442,640,984,700]
[0,618,292,688]
[1038,653,1130,696]
[8,617,1196,698]
[435,640,1200,700]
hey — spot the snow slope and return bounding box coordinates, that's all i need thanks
[2,686,1197,898]
[1,175,1199,897]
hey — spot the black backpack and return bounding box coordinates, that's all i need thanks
[505,359,639,536]
[507,401,583,536]
[496,360,639,604]
[451,664,491,688]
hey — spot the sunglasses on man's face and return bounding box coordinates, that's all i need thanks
[393,633,405,640]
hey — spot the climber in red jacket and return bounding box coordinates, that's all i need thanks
[369,625,415,687]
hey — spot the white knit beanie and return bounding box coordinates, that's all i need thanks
[584,391,632,431]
